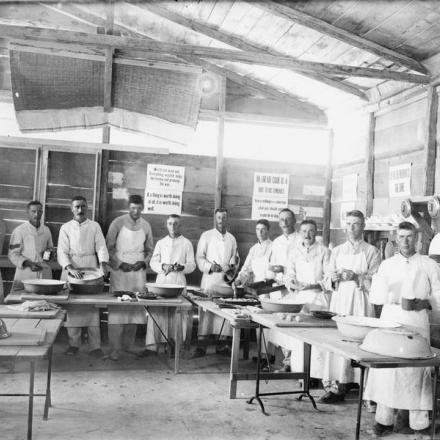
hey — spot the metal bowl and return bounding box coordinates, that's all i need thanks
[311,310,336,320]
[259,294,304,313]
[332,315,400,342]
[22,279,66,295]
[68,281,104,295]
[145,283,185,298]
[361,327,434,359]
[209,284,234,297]
[67,267,104,295]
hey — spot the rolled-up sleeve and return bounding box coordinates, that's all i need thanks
[8,227,26,269]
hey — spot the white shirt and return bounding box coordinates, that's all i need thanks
[269,232,299,283]
[8,222,53,268]
[237,239,272,284]
[57,219,109,269]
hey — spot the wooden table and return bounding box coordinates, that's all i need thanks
[0,313,64,440]
[249,320,440,440]
[6,291,192,374]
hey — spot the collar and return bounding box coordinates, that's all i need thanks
[346,239,364,250]
[397,251,417,262]
[126,214,142,225]
[214,228,227,238]
[300,241,317,252]
[73,218,90,226]
[27,221,42,232]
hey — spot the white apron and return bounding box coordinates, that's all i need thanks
[251,253,271,283]
[364,306,432,410]
[61,253,100,328]
[323,251,372,384]
[109,226,147,325]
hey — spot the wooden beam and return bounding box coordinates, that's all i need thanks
[102,3,114,113]
[140,2,368,101]
[255,0,427,75]
[423,86,438,196]
[215,76,225,211]
[0,23,430,83]
[365,112,375,217]
[322,129,334,247]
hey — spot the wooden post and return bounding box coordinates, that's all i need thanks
[365,112,375,217]
[322,129,334,247]
[423,86,438,196]
[98,149,110,232]
[214,75,226,212]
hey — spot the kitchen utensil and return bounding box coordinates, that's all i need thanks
[259,294,304,313]
[332,315,400,342]
[145,283,184,298]
[22,279,66,295]
[360,327,434,359]
[311,310,336,320]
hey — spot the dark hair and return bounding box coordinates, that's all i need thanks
[168,214,181,220]
[71,195,87,203]
[27,200,42,209]
[256,219,270,229]
[300,219,317,229]
[279,208,296,222]
[128,194,144,205]
[215,208,228,215]
[346,210,365,222]
[398,221,416,233]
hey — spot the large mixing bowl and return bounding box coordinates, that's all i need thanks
[145,283,185,298]
[22,279,66,295]
[68,267,104,295]
[332,315,400,342]
[361,327,434,359]
[259,294,304,313]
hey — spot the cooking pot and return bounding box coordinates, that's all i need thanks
[332,315,400,342]
[68,267,104,295]
[259,294,304,313]
[361,327,434,359]
[22,279,66,295]
[145,283,184,298]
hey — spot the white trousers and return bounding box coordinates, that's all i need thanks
[376,404,429,430]
[67,326,101,351]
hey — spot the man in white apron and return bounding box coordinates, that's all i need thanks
[8,201,53,290]
[365,221,440,436]
[235,219,272,286]
[57,196,109,357]
[194,208,238,357]
[106,195,153,361]
[285,219,331,378]
[148,214,195,353]
[320,210,381,403]
[267,208,299,372]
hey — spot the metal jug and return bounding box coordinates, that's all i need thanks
[0,319,10,339]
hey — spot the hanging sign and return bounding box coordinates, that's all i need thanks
[146,164,185,191]
[144,189,182,215]
[389,163,411,197]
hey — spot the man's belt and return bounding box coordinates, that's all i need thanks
[401,298,432,311]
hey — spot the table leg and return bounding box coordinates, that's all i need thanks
[27,361,35,440]
[247,325,266,414]
[229,327,241,399]
[242,328,250,361]
[355,366,365,440]
[43,346,53,420]
[431,366,439,440]
[298,342,317,409]
[174,309,182,375]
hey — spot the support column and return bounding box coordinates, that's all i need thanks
[322,129,334,246]
[365,112,375,217]
[214,76,226,212]
[423,86,438,196]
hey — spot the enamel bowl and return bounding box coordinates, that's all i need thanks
[68,268,104,295]
[145,283,185,298]
[259,294,304,313]
[332,315,401,342]
[22,279,66,295]
[361,327,434,359]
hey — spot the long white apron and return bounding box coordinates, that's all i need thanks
[251,253,271,283]
[364,305,432,410]
[109,226,147,325]
[323,251,372,384]
[61,254,100,328]
[284,259,329,377]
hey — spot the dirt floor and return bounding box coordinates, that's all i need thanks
[0,330,432,440]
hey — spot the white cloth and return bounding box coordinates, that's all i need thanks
[57,219,109,328]
[284,241,331,377]
[107,221,148,325]
[8,222,53,283]
[196,229,237,336]
[147,235,196,347]
[323,240,381,384]
[236,239,272,285]
[268,233,299,284]
[364,253,440,411]
[376,404,429,430]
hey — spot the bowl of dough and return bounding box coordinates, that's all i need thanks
[332,315,401,342]
[67,268,104,295]
[145,283,185,298]
[259,293,304,313]
[360,327,434,359]
[22,279,66,295]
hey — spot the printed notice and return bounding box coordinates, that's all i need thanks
[146,164,185,191]
[251,196,287,221]
[144,189,182,215]
[389,163,411,197]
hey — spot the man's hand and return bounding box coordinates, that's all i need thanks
[341,269,356,282]
[132,261,147,272]
[174,263,184,272]
[210,263,223,273]
[24,260,43,272]
[233,278,243,287]
[162,264,174,275]
[100,262,110,275]
[119,262,133,272]
[330,271,341,283]
[290,280,307,291]
[67,266,84,279]
[269,265,284,274]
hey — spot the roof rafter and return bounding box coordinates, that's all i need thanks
[0,22,429,84]
[253,0,427,75]
[139,1,368,101]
